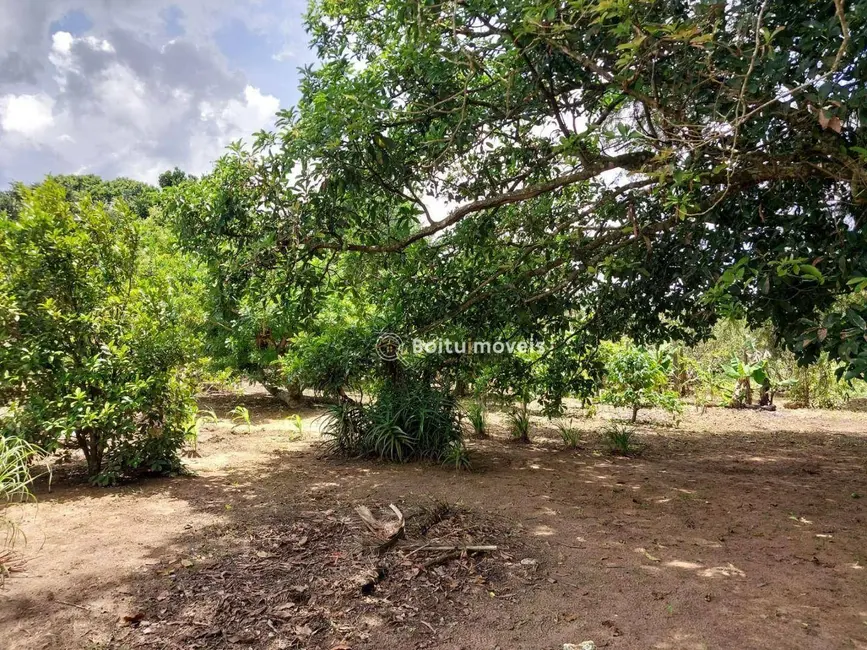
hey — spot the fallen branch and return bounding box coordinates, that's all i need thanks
[416,546,499,572]
[408,545,498,552]
[421,550,463,570]
[356,503,406,555]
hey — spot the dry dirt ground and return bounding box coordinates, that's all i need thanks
[2,388,866,650]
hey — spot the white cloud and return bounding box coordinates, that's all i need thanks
[0,1,309,186]
[0,93,55,139]
[204,85,280,135]
[0,24,281,184]
[272,46,295,62]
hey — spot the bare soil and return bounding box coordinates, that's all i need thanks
[2,388,866,650]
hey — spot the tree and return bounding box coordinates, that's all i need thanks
[0,182,202,484]
[600,342,681,423]
[1,175,158,220]
[162,0,867,437]
[158,167,195,189]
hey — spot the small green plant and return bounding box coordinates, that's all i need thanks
[1,436,47,584]
[318,402,365,456]
[508,405,531,443]
[464,400,487,437]
[604,423,641,456]
[442,442,472,470]
[556,418,581,448]
[230,405,252,433]
[198,409,219,424]
[287,414,304,439]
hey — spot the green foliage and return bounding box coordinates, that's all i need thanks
[287,414,304,439]
[556,418,581,449]
[0,436,45,583]
[600,342,682,422]
[178,0,867,393]
[319,402,365,457]
[1,175,159,220]
[0,182,199,484]
[158,167,195,189]
[230,406,252,433]
[787,358,853,409]
[0,436,41,527]
[464,399,487,437]
[442,441,472,471]
[321,377,462,463]
[604,423,641,457]
[507,406,531,443]
[364,380,462,462]
[683,318,864,409]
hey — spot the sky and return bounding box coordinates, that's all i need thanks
[0,0,315,188]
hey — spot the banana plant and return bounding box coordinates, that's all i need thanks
[722,358,768,407]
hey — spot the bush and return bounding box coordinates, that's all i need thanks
[320,377,462,463]
[600,342,682,423]
[507,405,531,443]
[0,182,199,484]
[556,418,581,448]
[464,399,487,437]
[442,441,472,470]
[604,423,642,456]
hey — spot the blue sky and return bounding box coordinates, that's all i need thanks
[0,0,315,186]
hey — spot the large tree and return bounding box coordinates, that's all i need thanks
[167,0,867,396]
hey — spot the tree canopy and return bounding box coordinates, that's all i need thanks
[166,0,866,398]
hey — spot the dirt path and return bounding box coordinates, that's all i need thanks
[2,389,866,650]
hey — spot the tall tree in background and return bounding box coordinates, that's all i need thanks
[1,175,158,219]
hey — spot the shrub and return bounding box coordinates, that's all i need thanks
[319,402,366,456]
[464,399,487,437]
[600,342,682,423]
[556,418,581,448]
[0,182,199,484]
[507,405,531,443]
[365,380,462,462]
[604,423,641,456]
[0,436,44,583]
[320,378,462,463]
[442,441,472,470]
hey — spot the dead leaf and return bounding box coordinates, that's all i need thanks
[819,110,830,130]
[819,111,843,133]
[228,631,257,644]
[294,624,313,637]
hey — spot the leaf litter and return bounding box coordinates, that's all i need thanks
[125,500,529,649]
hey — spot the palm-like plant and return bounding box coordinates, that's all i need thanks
[1,436,46,584]
[464,399,487,437]
[508,405,531,443]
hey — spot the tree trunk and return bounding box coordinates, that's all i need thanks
[76,428,103,479]
[759,378,772,406]
[631,404,639,423]
[264,381,303,407]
